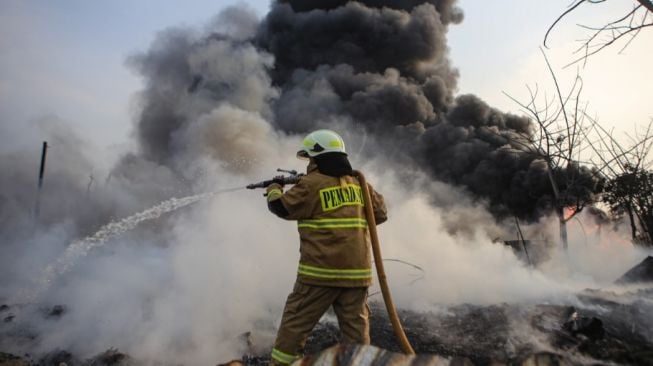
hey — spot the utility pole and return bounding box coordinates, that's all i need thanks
[34,141,48,221]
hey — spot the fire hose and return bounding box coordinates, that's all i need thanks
[354,170,415,355]
[248,169,415,355]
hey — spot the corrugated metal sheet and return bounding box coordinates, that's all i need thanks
[292,344,470,366]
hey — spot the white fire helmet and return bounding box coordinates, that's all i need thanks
[296,129,347,159]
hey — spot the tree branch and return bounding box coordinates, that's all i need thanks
[544,0,588,48]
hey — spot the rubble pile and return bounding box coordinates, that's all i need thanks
[0,349,131,366]
[2,259,652,365]
[243,289,653,366]
[367,297,650,365]
[1,295,652,366]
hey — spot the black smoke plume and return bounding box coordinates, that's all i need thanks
[119,0,601,221]
[252,0,598,219]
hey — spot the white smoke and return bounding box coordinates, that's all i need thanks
[361,166,651,309]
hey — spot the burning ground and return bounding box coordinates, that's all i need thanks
[1,0,652,365]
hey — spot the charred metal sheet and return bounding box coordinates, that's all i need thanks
[615,256,653,284]
[292,344,470,366]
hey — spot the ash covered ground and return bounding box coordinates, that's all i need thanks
[2,296,653,366]
[2,261,653,365]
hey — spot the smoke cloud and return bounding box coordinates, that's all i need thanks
[125,6,278,169]
[1,1,650,364]
[257,0,601,220]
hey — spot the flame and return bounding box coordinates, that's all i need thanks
[563,206,578,221]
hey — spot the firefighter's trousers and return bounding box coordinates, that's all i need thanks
[270,281,370,365]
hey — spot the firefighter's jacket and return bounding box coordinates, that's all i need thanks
[266,164,387,288]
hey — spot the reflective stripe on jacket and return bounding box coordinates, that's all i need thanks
[267,163,387,287]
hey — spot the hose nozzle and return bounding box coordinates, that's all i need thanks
[246,168,304,189]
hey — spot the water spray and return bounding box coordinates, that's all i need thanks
[15,186,244,304]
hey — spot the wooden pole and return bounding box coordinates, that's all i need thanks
[34,141,48,220]
[353,170,415,355]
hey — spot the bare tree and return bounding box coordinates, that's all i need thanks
[503,50,602,249]
[583,117,653,244]
[544,0,653,66]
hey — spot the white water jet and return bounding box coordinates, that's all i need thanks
[14,187,243,303]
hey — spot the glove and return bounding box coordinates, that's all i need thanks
[272,175,286,187]
[266,182,284,200]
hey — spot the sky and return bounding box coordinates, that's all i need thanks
[1,0,651,156]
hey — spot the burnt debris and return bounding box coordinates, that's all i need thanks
[615,256,653,285]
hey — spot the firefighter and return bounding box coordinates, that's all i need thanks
[265,129,387,365]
